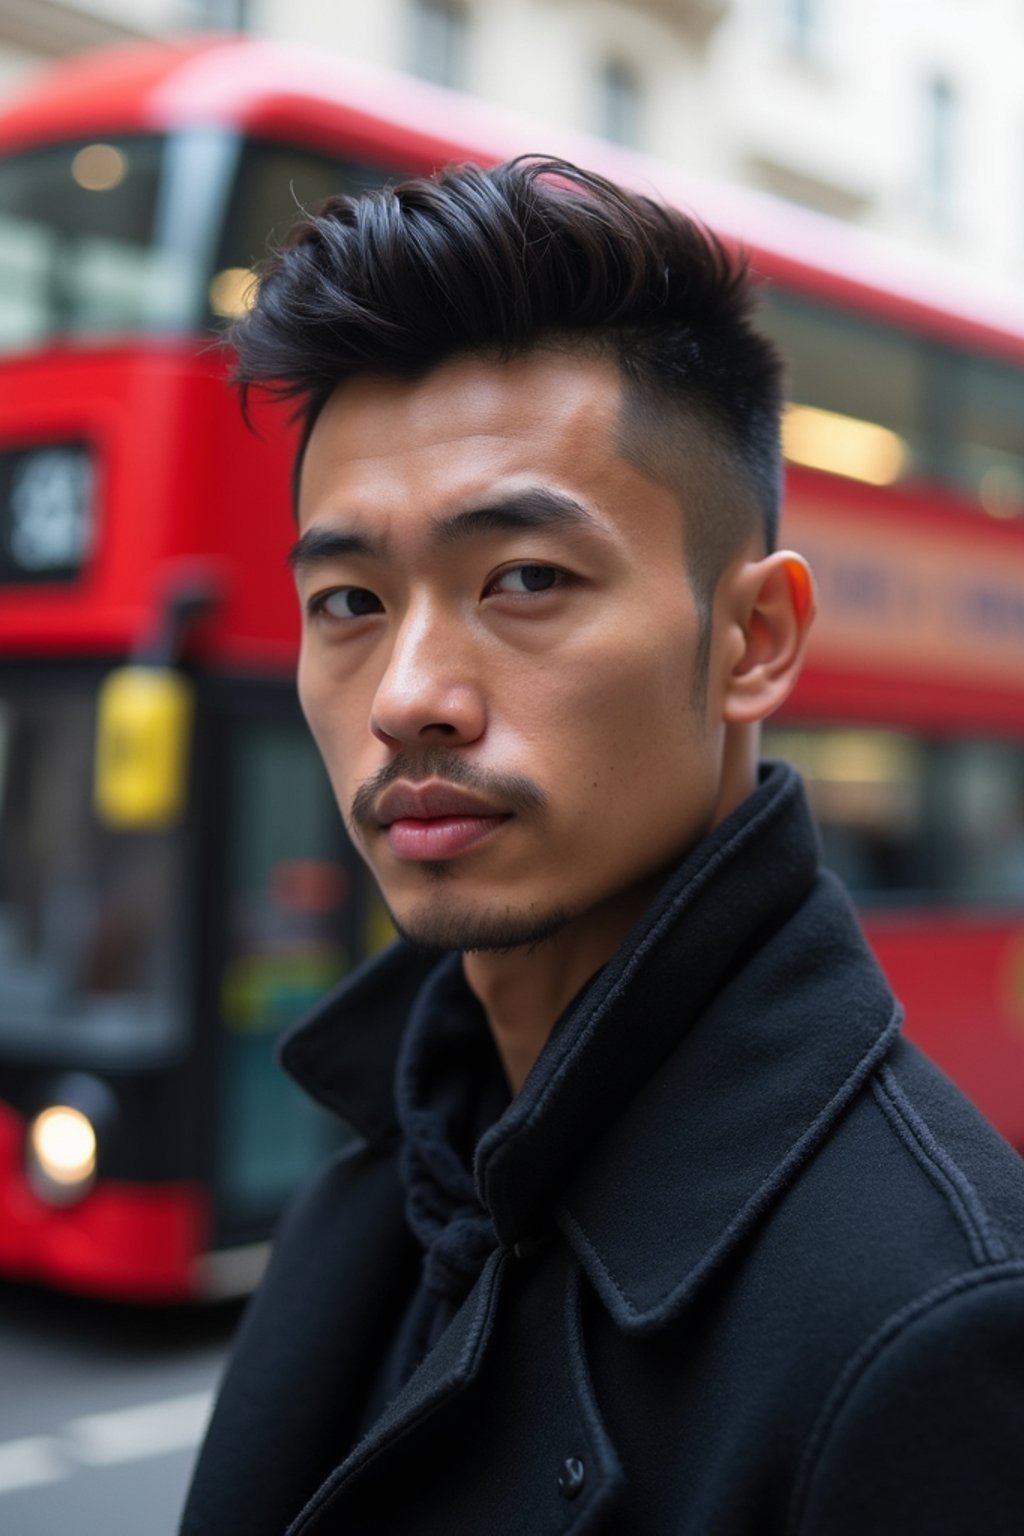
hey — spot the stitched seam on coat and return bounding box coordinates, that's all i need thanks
[559,999,902,1331]
[873,1064,1006,1266]
[786,1261,1024,1536]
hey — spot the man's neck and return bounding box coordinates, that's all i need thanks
[461,876,665,1094]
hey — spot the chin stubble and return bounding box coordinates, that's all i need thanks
[387,896,572,956]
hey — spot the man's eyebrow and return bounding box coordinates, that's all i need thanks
[288,489,604,571]
[288,526,385,572]
[432,489,606,546]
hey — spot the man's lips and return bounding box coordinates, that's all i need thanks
[375,780,508,825]
[374,780,512,862]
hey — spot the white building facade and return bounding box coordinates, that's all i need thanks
[0,0,1022,286]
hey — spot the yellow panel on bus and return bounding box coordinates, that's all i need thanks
[93,666,193,829]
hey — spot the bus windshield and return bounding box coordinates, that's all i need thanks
[0,132,231,354]
[0,130,399,356]
[0,676,184,1061]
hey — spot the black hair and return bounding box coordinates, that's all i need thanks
[231,155,784,600]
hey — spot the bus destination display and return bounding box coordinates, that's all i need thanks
[0,441,95,583]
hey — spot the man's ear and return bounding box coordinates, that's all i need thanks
[721,551,816,724]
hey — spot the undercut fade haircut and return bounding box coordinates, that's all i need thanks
[231,156,785,605]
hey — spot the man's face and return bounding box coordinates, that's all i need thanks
[295,351,735,953]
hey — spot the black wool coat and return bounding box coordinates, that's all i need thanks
[181,765,1024,1535]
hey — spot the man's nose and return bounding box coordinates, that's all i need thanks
[370,603,486,749]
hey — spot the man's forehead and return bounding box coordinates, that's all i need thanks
[308,353,620,454]
[300,350,625,488]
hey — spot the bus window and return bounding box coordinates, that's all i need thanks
[217,711,354,1221]
[0,136,177,352]
[929,739,1024,899]
[762,289,1024,517]
[764,727,928,895]
[209,141,401,323]
[0,675,184,1060]
[759,290,930,487]
[764,726,1024,905]
[951,354,1024,519]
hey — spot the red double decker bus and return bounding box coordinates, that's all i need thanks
[0,35,1022,1300]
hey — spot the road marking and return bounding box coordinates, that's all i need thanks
[68,1390,214,1465]
[0,1390,214,1494]
[0,1436,68,1494]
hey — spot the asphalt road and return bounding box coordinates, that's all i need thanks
[0,1282,242,1535]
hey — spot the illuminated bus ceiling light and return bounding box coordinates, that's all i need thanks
[766,729,917,786]
[782,403,908,486]
[209,267,259,319]
[28,1105,97,1202]
[71,143,126,192]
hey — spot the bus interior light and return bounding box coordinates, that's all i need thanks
[28,1106,97,1204]
[209,267,259,319]
[782,403,908,486]
[71,143,127,192]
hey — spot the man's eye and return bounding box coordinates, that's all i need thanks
[313,586,384,619]
[490,564,563,595]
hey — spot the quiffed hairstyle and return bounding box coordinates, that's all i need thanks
[231,156,784,598]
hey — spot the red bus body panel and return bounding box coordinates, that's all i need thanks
[867,917,1024,1153]
[782,467,1024,738]
[0,346,300,668]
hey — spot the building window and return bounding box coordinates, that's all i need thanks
[597,59,642,149]
[185,0,251,26]
[785,0,820,61]
[925,75,956,231]
[409,0,469,90]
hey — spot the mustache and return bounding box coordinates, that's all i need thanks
[350,747,547,832]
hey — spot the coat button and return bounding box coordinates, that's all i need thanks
[557,1457,586,1499]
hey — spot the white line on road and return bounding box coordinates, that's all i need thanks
[0,1390,214,1495]
[0,1436,68,1494]
[68,1390,213,1466]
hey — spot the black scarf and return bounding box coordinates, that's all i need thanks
[360,953,509,1423]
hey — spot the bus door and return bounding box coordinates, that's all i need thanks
[197,678,375,1290]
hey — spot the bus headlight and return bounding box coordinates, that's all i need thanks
[27,1105,98,1204]
[25,1074,116,1205]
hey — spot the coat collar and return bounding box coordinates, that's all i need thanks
[281,763,901,1333]
[555,863,901,1332]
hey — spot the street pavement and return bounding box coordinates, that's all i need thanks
[0,1281,242,1535]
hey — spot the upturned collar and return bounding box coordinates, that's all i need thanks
[281,762,900,1329]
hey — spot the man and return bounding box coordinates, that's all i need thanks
[182,159,1024,1535]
